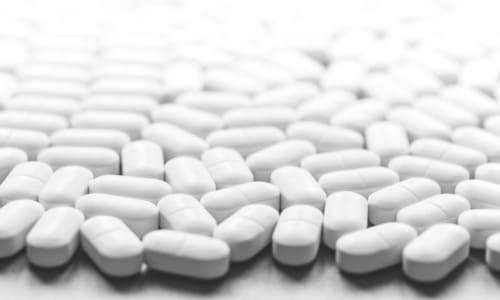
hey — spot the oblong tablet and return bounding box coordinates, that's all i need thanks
[271,166,326,210]
[203,67,266,96]
[223,107,298,131]
[76,193,159,238]
[330,100,388,132]
[4,95,81,119]
[254,82,319,108]
[301,149,381,180]
[200,182,280,223]
[121,140,164,179]
[458,209,500,249]
[297,90,355,123]
[26,207,84,267]
[164,156,215,199]
[158,194,216,236]
[414,97,479,128]
[81,216,143,277]
[365,121,410,165]
[201,147,253,189]
[143,229,230,279]
[38,166,93,208]
[71,111,149,139]
[396,194,470,233]
[142,123,209,160]
[272,205,323,266]
[0,161,52,205]
[50,128,131,153]
[246,140,316,181]
[441,85,500,120]
[486,233,500,271]
[37,146,119,176]
[319,167,399,197]
[452,127,500,162]
[0,147,27,182]
[323,192,368,250]
[176,91,251,116]
[0,199,44,258]
[388,155,469,193]
[386,107,451,140]
[0,111,68,135]
[214,204,279,262]
[206,126,286,157]
[81,95,158,116]
[403,224,470,282]
[336,222,417,274]
[0,128,49,160]
[368,177,441,224]
[455,180,500,209]
[286,122,363,152]
[475,163,500,184]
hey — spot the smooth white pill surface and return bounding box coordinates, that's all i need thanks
[386,107,451,140]
[253,82,319,108]
[486,233,500,271]
[121,140,164,179]
[0,148,27,182]
[272,205,322,266]
[475,163,500,184]
[365,121,410,165]
[414,97,479,128]
[223,107,298,131]
[50,128,131,153]
[336,222,417,274]
[5,95,81,118]
[201,147,253,189]
[455,180,500,209]
[81,95,158,116]
[0,111,68,135]
[164,156,215,199]
[176,92,251,116]
[452,127,500,162]
[0,128,49,160]
[458,209,500,249]
[71,111,149,139]
[143,229,230,279]
[0,161,52,205]
[330,100,388,132]
[441,86,500,120]
[297,91,355,123]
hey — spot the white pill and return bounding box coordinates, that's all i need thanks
[204,67,266,95]
[76,193,159,238]
[30,49,94,68]
[38,166,93,208]
[158,194,216,236]
[0,128,49,160]
[176,92,251,116]
[397,194,470,233]
[142,123,208,160]
[319,167,399,197]
[201,147,253,189]
[163,62,203,99]
[0,148,27,182]
[386,107,451,140]
[151,104,223,137]
[14,80,88,99]
[486,233,500,271]
[81,95,158,117]
[90,78,163,98]
[452,127,500,162]
[223,107,298,131]
[0,200,44,258]
[441,86,500,120]
[388,156,469,193]
[37,146,119,176]
[475,163,500,184]
[164,156,215,199]
[336,222,417,274]
[89,175,171,204]
[297,91,356,123]
[388,63,442,96]
[92,63,162,81]
[0,111,68,135]
[0,161,52,205]
[207,127,286,157]
[301,149,381,180]
[403,224,470,282]
[50,128,130,153]
[269,50,324,82]
[459,59,498,94]
[330,100,389,132]
[271,166,326,210]
[71,111,149,139]
[121,140,164,179]
[214,204,279,262]
[26,207,84,267]
[365,121,410,165]
[272,205,322,266]
[18,63,91,83]
[414,97,479,128]
[410,138,487,174]
[323,192,368,250]
[368,178,441,225]
[5,96,81,118]
[360,73,414,106]
[455,180,500,209]
[80,216,143,277]
[458,209,500,249]
[143,229,230,279]
[484,115,500,139]
[201,182,280,222]
[405,47,459,84]
[286,122,363,152]
[321,60,366,92]
[253,82,319,108]
[233,59,294,88]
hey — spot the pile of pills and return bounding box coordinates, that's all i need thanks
[2,0,500,284]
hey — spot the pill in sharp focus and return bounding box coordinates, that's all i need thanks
[0,147,27,182]
[50,128,131,153]
[455,180,500,209]
[201,147,253,189]
[365,121,410,165]
[0,128,49,160]
[0,161,52,205]
[121,140,164,179]
[164,156,215,199]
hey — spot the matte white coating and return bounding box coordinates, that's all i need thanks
[458,209,500,249]
[386,107,451,140]
[455,180,500,209]
[0,111,68,135]
[475,163,500,184]
[223,107,298,131]
[0,128,49,160]
[0,148,27,183]
[452,127,500,162]
[50,128,131,153]
[121,140,164,179]
[365,121,410,165]
[0,161,52,205]
[201,147,253,189]
[164,156,215,199]
[71,111,149,139]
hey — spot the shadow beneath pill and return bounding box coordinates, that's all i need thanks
[142,268,225,295]
[338,264,403,290]
[0,250,26,272]
[469,249,485,263]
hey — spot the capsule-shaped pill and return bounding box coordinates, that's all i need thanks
[26,207,84,267]
[246,140,316,181]
[365,121,409,165]
[403,224,470,282]
[143,229,230,279]
[319,167,399,197]
[386,107,451,140]
[76,193,159,238]
[37,146,119,176]
[90,78,163,98]
[81,95,158,116]
[323,192,368,250]
[89,175,172,204]
[368,178,441,224]
[214,204,279,262]
[38,166,93,208]
[286,122,363,152]
[207,127,286,157]
[272,205,322,266]
[50,128,130,153]
[301,149,381,180]
[71,111,149,139]
[441,86,500,120]
[201,182,280,223]
[253,82,319,108]
[397,194,470,233]
[271,166,326,210]
[80,216,143,277]
[456,180,500,209]
[175,92,251,116]
[163,62,203,98]
[233,59,294,88]
[452,127,500,162]
[5,96,81,118]
[486,233,500,271]
[458,209,500,249]
[321,60,366,92]
[201,147,253,189]
[0,128,49,160]
[121,140,164,179]
[204,67,266,95]
[0,111,68,135]
[414,97,479,128]
[297,91,355,123]
[158,194,216,236]
[475,163,500,184]
[330,100,388,132]
[336,222,417,274]
[142,123,208,160]
[223,107,298,131]
[0,148,27,182]
[164,156,215,199]
[0,161,52,205]
[388,156,469,193]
